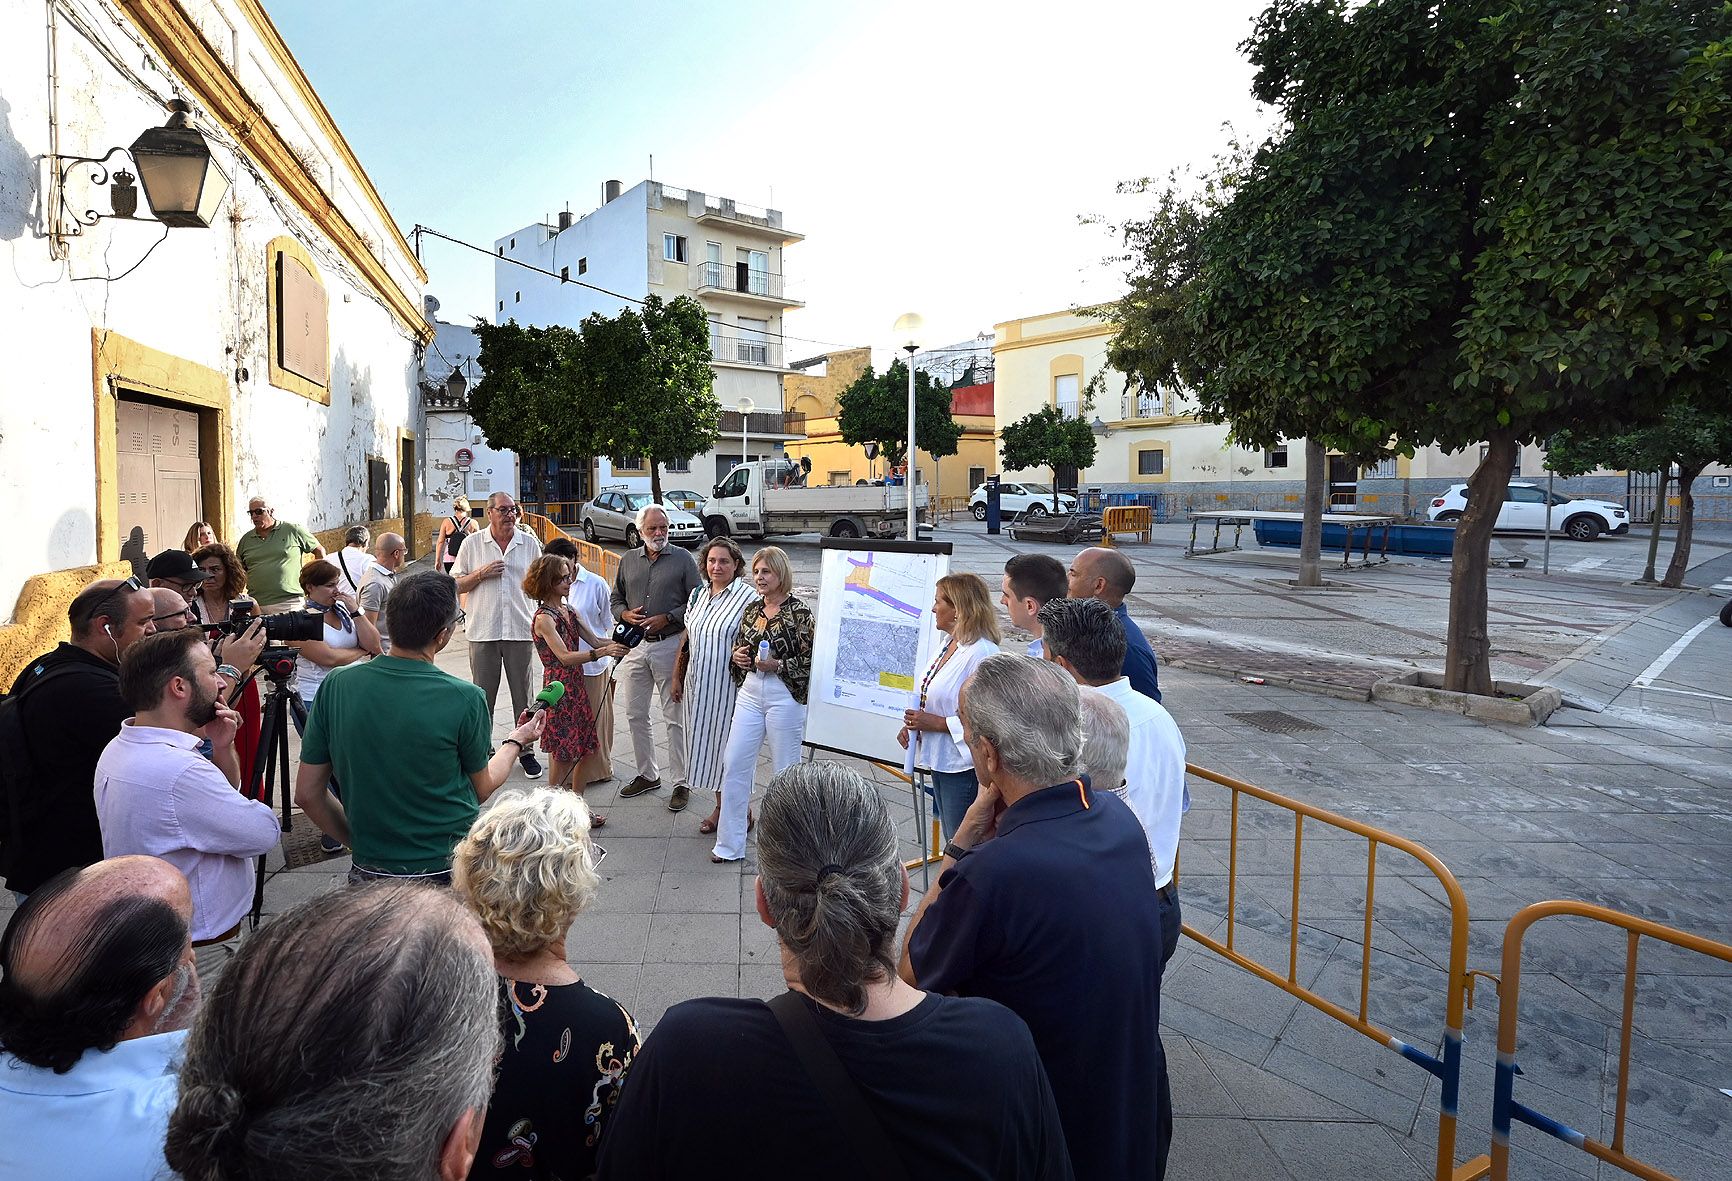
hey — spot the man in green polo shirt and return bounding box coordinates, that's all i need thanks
[234,497,325,611]
[293,571,543,884]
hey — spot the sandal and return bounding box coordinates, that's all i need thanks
[589,813,606,829]
[698,812,719,835]
[711,853,743,864]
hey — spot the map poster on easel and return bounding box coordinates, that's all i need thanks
[804,537,952,766]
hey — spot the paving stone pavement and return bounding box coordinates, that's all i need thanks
[8,527,1729,1179]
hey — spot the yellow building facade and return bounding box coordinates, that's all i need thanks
[783,348,999,509]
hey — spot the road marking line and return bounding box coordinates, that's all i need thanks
[1631,618,1717,688]
[1566,557,1610,573]
[1632,684,1732,703]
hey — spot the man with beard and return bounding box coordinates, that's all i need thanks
[0,856,201,1181]
[95,629,279,950]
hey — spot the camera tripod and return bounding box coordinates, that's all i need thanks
[245,651,309,927]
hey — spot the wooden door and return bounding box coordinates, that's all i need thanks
[115,397,203,576]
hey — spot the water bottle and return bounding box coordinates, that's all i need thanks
[757,639,771,669]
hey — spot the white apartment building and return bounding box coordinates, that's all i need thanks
[494,180,804,495]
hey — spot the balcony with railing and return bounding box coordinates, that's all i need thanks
[718,409,806,439]
[1119,387,1198,422]
[690,261,803,307]
[709,329,786,371]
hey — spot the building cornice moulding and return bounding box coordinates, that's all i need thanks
[117,0,432,342]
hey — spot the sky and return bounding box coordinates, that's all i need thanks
[269,0,1275,362]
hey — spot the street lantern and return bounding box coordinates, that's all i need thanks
[128,100,230,228]
[445,363,469,404]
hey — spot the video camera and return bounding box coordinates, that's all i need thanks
[202,598,327,644]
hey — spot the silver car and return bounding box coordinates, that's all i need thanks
[581,491,704,547]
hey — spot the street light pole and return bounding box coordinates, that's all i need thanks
[894,312,923,538]
[737,397,755,475]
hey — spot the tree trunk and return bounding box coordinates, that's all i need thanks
[1661,466,1700,588]
[649,461,663,505]
[1640,470,1668,583]
[1052,469,1061,513]
[1443,430,1516,696]
[1297,439,1327,587]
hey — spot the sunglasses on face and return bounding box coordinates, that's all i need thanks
[247,508,269,516]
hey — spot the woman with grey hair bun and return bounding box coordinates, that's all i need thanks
[596,761,1073,1181]
[453,789,638,1181]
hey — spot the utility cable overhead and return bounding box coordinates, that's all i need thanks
[410,224,999,359]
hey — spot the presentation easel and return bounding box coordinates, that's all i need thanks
[803,537,952,883]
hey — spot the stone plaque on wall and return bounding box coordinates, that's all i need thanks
[277,252,329,385]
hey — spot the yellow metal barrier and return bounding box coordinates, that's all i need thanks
[871,760,945,877]
[1180,763,1476,1181]
[1459,901,1732,1181]
[520,512,620,584]
[1102,505,1153,545]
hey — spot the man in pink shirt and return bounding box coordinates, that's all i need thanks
[95,629,280,947]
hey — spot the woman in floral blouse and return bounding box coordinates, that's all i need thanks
[710,546,814,863]
[454,788,638,1179]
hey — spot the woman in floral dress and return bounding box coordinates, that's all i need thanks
[525,555,626,821]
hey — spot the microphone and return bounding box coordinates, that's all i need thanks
[529,681,566,717]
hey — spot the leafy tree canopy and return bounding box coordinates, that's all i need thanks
[836,359,964,470]
[1099,0,1732,690]
[471,295,719,502]
[999,405,1098,510]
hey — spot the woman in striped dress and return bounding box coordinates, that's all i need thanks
[672,537,755,834]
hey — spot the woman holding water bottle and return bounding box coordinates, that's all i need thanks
[710,546,814,863]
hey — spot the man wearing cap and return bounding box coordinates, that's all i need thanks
[146,551,265,683]
[234,498,324,614]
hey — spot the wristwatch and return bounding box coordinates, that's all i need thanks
[942,840,972,862]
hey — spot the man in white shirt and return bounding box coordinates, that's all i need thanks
[452,492,544,778]
[0,855,199,1181]
[359,531,408,653]
[1038,596,1188,971]
[95,628,281,946]
[545,536,616,783]
[1001,553,1067,658]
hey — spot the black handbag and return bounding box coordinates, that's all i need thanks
[766,991,911,1181]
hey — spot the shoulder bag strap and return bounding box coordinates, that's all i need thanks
[766,991,912,1181]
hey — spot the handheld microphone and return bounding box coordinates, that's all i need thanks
[529,681,566,717]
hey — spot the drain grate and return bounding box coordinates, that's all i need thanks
[1227,709,1326,735]
[279,822,346,871]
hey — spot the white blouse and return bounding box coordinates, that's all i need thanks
[913,635,1000,773]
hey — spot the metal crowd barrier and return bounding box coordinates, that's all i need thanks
[520,512,621,584]
[1102,505,1154,545]
[1179,763,1476,1181]
[1454,901,1732,1181]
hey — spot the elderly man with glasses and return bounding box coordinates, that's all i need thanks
[2,578,157,899]
[452,493,545,779]
[234,497,325,614]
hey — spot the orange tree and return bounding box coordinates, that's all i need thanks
[1102,0,1731,693]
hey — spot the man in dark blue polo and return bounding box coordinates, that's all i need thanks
[1066,547,1160,702]
[900,653,1170,1181]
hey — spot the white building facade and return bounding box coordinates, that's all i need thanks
[420,304,518,510]
[0,0,430,685]
[494,180,804,494]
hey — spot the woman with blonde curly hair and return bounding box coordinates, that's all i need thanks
[454,788,639,1179]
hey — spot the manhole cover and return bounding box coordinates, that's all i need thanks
[279,821,345,870]
[1227,710,1326,735]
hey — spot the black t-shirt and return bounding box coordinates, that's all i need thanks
[2,645,129,893]
[595,991,1072,1181]
[909,782,1171,1181]
[470,975,638,1181]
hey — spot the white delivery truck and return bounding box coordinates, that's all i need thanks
[701,460,928,540]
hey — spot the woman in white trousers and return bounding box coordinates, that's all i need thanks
[711,546,815,863]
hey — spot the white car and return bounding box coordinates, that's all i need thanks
[969,481,1078,521]
[1426,482,1630,541]
[580,491,704,547]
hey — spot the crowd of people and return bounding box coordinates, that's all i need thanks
[0,492,1189,1179]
